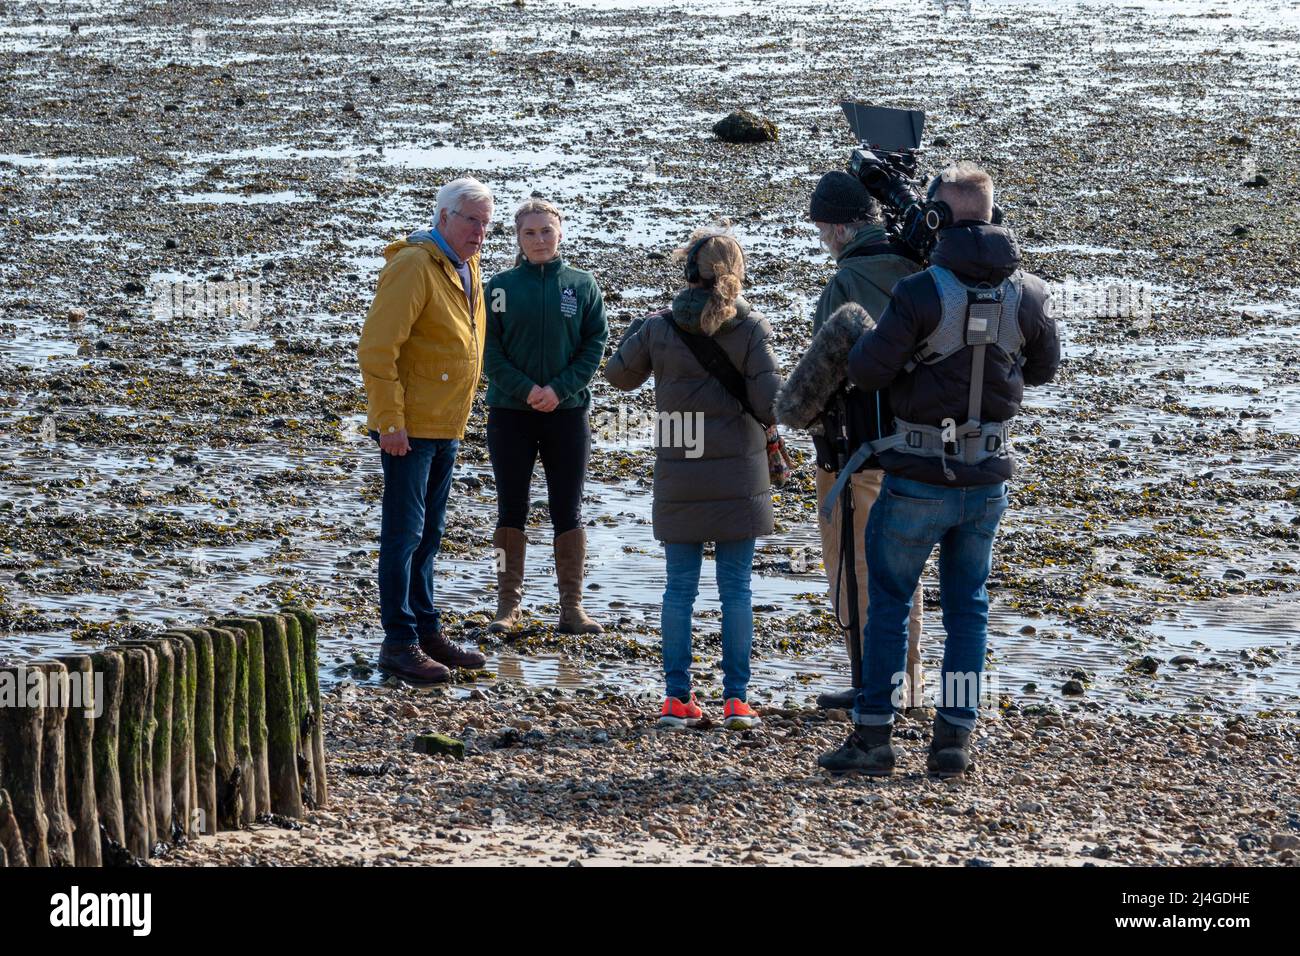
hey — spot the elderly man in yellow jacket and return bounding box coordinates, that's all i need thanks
[358,176,493,684]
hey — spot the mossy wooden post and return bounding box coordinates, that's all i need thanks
[0,788,29,867]
[231,625,255,825]
[36,661,75,866]
[180,631,200,836]
[118,647,152,859]
[286,606,327,808]
[279,612,316,807]
[0,662,49,866]
[55,653,101,866]
[158,633,193,841]
[117,644,159,852]
[216,616,268,818]
[253,613,301,816]
[89,649,125,850]
[206,627,243,830]
[181,628,217,837]
[127,644,160,852]
[124,639,174,842]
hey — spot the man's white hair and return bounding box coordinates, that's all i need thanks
[818,219,875,258]
[435,176,494,221]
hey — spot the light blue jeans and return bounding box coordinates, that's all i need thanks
[661,539,756,702]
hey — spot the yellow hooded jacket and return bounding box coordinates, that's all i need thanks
[357,238,486,440]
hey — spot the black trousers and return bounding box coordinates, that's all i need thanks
[486,406,591,535]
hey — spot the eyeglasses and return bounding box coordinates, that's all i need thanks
[450,209,492,232]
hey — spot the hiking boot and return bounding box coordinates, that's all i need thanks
[926,714,975,778]
[419,628,487,670]
[489,526,527,634]
[377,642,450,684]
[722,698,761,730]
[817,723,896,776]
[816,687,858,710]
[554,528,603,634]
[657,694,703,729]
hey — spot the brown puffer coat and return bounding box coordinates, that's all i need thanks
[604,289,784,543]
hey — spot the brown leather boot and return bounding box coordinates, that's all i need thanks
[489,526,527,634]
[417,612,486,669]
[553,528,603,635]
[377,642,450,684]
[420,630,487,670]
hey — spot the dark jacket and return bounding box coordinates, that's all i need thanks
[604,290,784,543]
[846,222,1060,486]
[483,256,608,411]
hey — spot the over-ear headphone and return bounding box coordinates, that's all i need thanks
[683,236,709,284]
[923,175,954,233]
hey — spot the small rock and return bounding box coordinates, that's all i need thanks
[164,237,180,250]
[1130,656,1159,675]
[1062,679,1086,696]
[1224,732,1247,746]
[712,109,778,144]
[1090,844,1113,859]
[1243,174,1269,188]
[1169,655,1198,666]
[1269,833,1300,852]
[413,733,465,759]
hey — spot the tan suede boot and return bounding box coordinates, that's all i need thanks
[489,526,527,634]
[553,528,603,634]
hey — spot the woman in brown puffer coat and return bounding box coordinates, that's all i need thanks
[605,226,784,730]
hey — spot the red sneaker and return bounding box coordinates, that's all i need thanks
[657,694,703,729]
[722,698,761,730]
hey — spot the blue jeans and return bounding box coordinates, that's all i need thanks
[661,539,756,702]
[854,474,1009,730]
[371,432,459,646]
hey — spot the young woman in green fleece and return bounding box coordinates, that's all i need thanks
[483,198,608,636]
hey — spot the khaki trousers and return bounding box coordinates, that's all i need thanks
[815,467,925,708]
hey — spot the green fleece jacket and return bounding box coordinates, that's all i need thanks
[483,257,608,411]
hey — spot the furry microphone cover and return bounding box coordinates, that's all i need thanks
[775,302,875,431]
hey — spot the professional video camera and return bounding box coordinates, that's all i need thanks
[840,101,1002,262]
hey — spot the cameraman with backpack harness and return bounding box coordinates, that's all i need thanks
[817,162,1060,778]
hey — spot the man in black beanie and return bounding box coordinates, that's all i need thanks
[804,171,926,713]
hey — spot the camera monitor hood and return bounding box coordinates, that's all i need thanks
[840,102,925,152]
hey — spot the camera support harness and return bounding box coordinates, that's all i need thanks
[819,265,1024,523]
